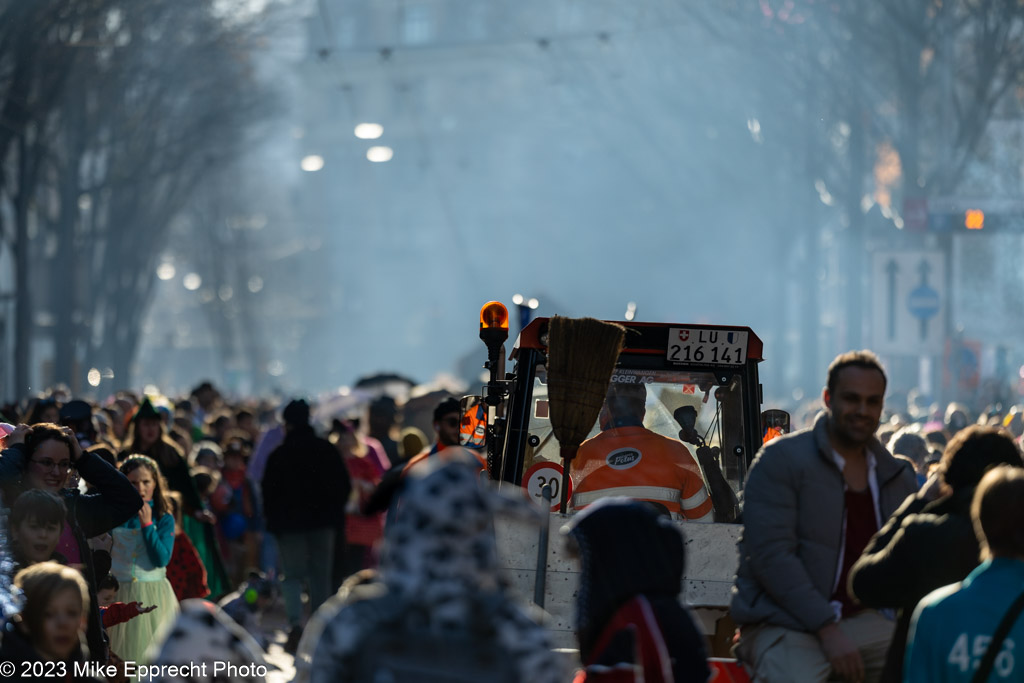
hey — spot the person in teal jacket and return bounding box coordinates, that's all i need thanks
[107,455,179,665]
[904,466,1024,682]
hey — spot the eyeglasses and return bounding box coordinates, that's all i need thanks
[31,459,73,473]
[440,417,460,427]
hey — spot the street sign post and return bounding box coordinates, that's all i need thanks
[871,250,945,355]
[903,197,929,233]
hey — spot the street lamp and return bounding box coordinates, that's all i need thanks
[156,262,176,281]
[366,146,393,162]
[300,155,325,172]
[354,123,384,139]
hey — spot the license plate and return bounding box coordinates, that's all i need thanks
[667,328,748,366]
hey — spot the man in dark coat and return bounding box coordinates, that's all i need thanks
[261,399,350,652]
[849,425,1024,682]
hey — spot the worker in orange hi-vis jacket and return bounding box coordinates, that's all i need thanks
[569,381,714,522]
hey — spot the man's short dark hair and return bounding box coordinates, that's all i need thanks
[940,425,1023,492]
[607,380,647,403]
[945,403,972,435]
[923,429,948,450]
[370,395,398,416]
[972,465,1024,560]
[826,350,887,394]
[606,380,647,419]
[86,444,118,470]
[59,399,92,423]
[890,430,929,469]
[283,399,310,427]
[433,397,460,422]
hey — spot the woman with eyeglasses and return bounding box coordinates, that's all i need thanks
[0,423,143,663]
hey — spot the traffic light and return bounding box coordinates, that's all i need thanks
[964,209,984,230]
[908,199,1023,233]
[942,211,1019,233]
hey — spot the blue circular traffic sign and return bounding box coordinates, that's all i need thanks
[908,285,940,320]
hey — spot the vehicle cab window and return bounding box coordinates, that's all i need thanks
[522,366,747,516]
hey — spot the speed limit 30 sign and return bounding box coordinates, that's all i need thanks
[523,461,571,512]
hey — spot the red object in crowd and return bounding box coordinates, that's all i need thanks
[708,658,751,682]
[762,426,784,445]
[572,596,678,683]
[101,601,145,629]
[344,453,386,548]
[166,531,210,601]
[571,668,634,683]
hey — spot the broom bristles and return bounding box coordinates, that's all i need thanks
[547,316,626,453]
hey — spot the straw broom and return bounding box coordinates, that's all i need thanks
[547,316,626,512]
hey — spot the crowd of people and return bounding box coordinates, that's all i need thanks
[0,384,430,680]
[0,352,1020,682]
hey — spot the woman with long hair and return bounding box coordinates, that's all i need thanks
[107,455,179,665]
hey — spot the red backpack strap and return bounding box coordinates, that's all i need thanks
[584,596,674,683]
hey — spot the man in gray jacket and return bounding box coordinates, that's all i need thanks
[731,350,918,682]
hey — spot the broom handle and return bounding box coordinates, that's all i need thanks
[559,445,575,513]
[534,482,554,607]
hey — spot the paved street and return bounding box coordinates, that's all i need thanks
[251,596,296,683]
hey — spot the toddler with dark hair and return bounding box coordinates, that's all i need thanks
[96,574,155,629]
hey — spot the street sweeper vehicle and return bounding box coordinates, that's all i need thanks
[461,302,789,656]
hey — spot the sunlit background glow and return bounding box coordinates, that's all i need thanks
[182,273,202,291]
[354,123,383,139]
[366,146,393,163]
[300,154,324,172]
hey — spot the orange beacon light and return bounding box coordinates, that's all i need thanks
[479,301,510,393]
[480,301,509,331]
